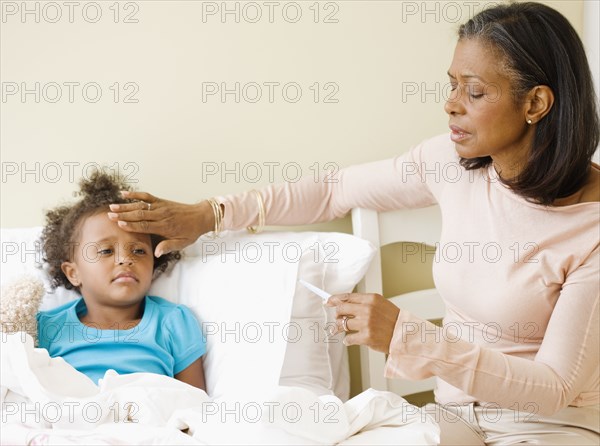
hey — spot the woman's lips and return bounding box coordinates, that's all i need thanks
[450,125,471,143]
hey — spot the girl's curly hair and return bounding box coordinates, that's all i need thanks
[41,170,180,291]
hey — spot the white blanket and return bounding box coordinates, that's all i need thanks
[1,333,440,445]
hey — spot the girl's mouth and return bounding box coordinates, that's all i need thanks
[112,272,138,283]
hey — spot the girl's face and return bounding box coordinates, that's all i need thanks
[444,38,533,174]
[61,212,154,307]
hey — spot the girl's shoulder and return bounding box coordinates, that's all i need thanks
[146,296,202,339]
[37,297,81,320]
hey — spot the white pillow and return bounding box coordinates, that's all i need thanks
[278,232,376,400]
[0,227,75,311]
[159,231,302,397]
[0,227,375,400]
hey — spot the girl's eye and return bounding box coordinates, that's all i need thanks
[98,248,113,256]
[133,248,146,255]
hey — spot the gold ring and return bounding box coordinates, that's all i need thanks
[342,315,350,333]
[147,202,152,211]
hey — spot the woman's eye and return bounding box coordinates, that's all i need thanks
[466,85,484,99]
[466,88,484,99]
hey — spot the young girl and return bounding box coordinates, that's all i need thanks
[37,171,206,390]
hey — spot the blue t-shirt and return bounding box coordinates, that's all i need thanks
[37,296,206,384]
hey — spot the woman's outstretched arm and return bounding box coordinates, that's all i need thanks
[108,134,451,256]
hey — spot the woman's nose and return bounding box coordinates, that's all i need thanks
[444,86,464,116]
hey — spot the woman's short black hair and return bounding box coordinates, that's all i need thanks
[41,170,180,291]
[457,2,599,205]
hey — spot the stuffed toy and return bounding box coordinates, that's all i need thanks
[0,276,45,346]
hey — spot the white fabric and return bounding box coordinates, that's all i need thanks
[150,230,303,397]
[1,333,440,445]
[278,232,376,400]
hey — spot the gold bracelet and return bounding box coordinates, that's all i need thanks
[247,190,265,234]
[207,198,223,238]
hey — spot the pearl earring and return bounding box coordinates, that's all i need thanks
[527,119,533,124]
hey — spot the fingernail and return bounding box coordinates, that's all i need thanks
[117,221,127,227]
[120,191,129,197]
[109,204,120,211]
[108,212,118,219]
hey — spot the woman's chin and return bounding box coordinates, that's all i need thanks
[453,140,486,159]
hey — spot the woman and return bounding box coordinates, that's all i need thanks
[108,3,599,444]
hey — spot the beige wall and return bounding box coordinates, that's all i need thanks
[1,0,586,297]
[1,0,584,230]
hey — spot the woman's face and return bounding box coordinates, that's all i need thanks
[445,38,533,172]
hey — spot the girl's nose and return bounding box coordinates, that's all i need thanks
[115,247,134,265]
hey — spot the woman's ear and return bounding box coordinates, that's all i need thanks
[61,261,81,287]
[524,85,554,125]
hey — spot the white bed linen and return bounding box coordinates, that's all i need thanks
[1,333,439,445]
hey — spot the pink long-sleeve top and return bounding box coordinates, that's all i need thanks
[216,133,600,415]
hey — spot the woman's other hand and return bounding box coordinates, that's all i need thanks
[326,293,400,354]
[107,191,214,257]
